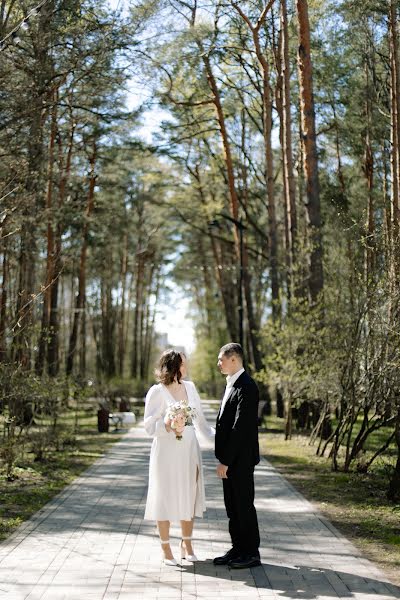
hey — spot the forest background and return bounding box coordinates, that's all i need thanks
[1,0,400,547]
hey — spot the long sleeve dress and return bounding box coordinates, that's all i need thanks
[143,379,215,522]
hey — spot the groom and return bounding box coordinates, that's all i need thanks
[214,343,261,569]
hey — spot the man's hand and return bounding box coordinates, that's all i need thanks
[216,463,228,479]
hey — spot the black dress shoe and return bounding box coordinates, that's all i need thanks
[213,548,240,565]
[228,555,261,569]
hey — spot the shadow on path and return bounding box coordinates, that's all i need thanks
[182,560,400,599]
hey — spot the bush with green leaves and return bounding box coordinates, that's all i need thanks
[0,367,82,473]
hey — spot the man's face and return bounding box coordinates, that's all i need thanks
[217,352,236,376]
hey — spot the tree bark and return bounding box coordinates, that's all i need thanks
[101,276,116,379]
[364,130,375,283]
[388,405,400,502]
[12,0,54,368]
[239,116,263,370]
[47,110,75,376]
[117,229,129,376]
[140,259,155,380]
[131,199,145,379]
[185,165,235,340]
[144,272,160,382]
[232,1,280,319]
[36,92,58,375]
[280,0,297,282]
[389,0,400,236]
[66,141,97,376]
[0,241,8,362]
[296,0,323,302]
[209,230,239,341]
[389,0,400,328]
[202,53,241,254]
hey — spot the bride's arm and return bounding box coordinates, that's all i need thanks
[190,382,215,442]
[143,385,170,437]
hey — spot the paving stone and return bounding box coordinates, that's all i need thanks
[0,401,399,600]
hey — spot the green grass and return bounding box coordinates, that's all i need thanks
[260,416,400,585]
[0,402,144,542]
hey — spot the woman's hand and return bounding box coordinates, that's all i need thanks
[164,416,173,432]
[173,413,186,434]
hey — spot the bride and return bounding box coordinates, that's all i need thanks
[143,349,215,565]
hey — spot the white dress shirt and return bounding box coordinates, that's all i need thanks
[219,367,245,417]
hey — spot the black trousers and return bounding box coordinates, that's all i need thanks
[222,463,260,557]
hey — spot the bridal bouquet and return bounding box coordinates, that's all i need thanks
[165,400,196,441]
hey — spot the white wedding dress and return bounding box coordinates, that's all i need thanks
[143,380,215,522]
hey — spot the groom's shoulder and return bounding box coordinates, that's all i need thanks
[237,370,252,384]
[238,371,259,391]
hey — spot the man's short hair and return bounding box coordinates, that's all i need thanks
[220,343,244,362]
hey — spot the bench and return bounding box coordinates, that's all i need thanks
[108,411,136,431]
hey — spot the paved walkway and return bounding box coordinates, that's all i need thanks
[1,402,399,600]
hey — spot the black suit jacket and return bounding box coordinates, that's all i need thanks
[215,371,260,468]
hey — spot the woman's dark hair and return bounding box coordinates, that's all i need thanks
[156,349,184,385]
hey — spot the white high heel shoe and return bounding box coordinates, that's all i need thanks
[160,539,178,566]
[180,536,199,562]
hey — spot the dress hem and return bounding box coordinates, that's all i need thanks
[143,512,205,522]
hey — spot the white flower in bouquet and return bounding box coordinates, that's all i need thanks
[166,400,196,441]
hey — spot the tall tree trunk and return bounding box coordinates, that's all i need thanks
[388,2,400,500]
[144,273,160,381]
[36,92,57,375]
[47,229,62,376]
[12,0,54,368]
[388,405,400,502]
[131,197,145,379]
[79,297,87,378]
[0,1,14,39]
[66,142,97,376]
[296,0,323,302]
[389,0,400,313]
[13,102,42,368]
[364,112,375,283]
[281,0,297,284]
[47,98,76,376]
[275,28,291,301]
[198,166,237,339]
[201,51,248,343]
[202,54,241,252]
[191,163,217,335]
[140,260,155,380]
[260,44,279,320]
[242,244,262,370]
[199,235,214,337]
[132,255,144,379]
[383,142,391,265]
[101,276,116,379]
[142,280,152,380]
[239,114,263,370]
[0,241,8,362]
[209,230,239,340]
[332,102,347,206]
[117,229,129,376]
[389,0,400,234]
[232,1,280,319]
